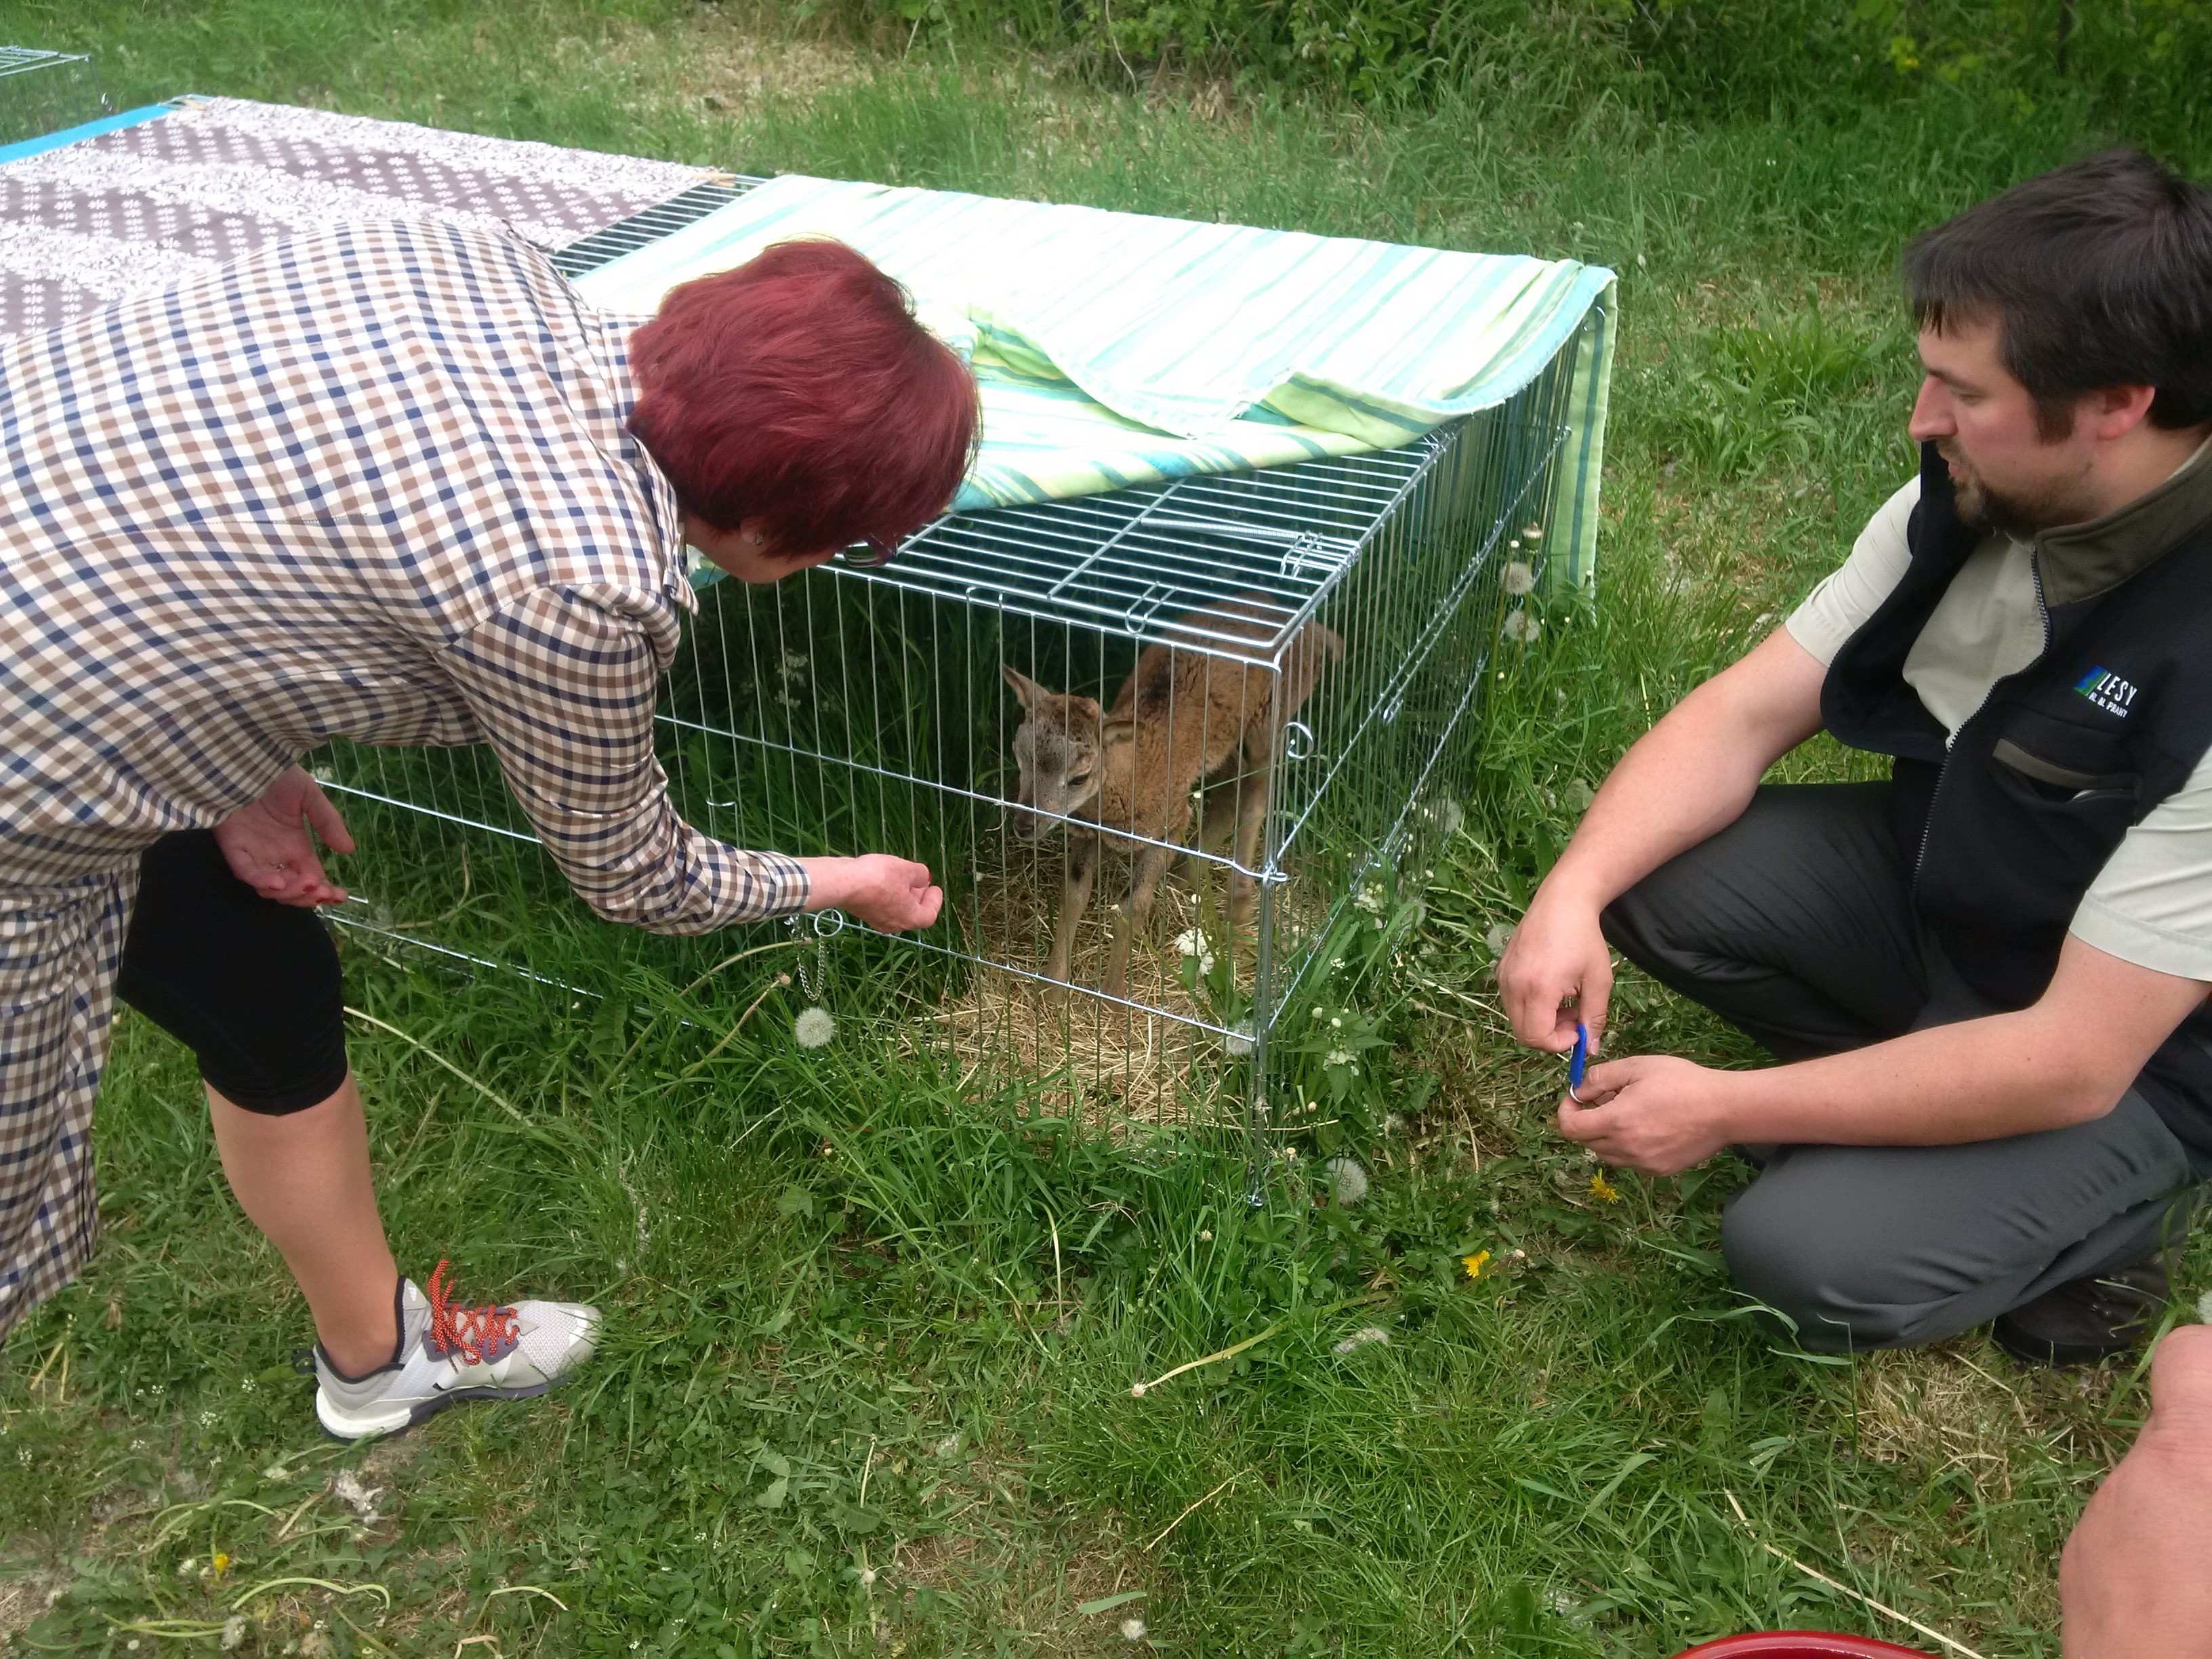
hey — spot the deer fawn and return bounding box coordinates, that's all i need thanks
[1001,596,1343,998]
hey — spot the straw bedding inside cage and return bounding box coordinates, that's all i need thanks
[920,842,1245,1128]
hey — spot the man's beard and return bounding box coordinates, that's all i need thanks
[1943,448,2095,535]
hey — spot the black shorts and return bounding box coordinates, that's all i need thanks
[116,830,349,1113]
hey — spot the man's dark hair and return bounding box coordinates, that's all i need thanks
[1904,150,2212,439]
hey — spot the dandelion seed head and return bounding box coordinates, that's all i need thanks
[1324,1155,1370,1206]
[1223,1019,1253,1057]
[793,1006,837,1048]
[1484,922,1515,958]
[1501,560,1536,596]
[1130,1381,1147,1397]
[1121,1617,1147,1641]
[1501,608,1540,642]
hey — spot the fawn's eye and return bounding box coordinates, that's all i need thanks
[1067,770,1094,786]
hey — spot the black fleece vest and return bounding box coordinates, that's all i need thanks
[1823,442,2212,1146]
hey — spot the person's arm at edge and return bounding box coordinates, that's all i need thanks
[1499,625,1830,1052]
[1558,935,2209,1174]
[2060,1323,2212,1658]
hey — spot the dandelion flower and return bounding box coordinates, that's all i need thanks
[1501,560,1536,596]
[1324,1156,1369,1207]
[1484,922,1515,958]
[211,1553,231,1578]
[1332,1325,1391,1355]
[793,1006,837,1048]
[1462,1251,1490,1279]
[1172,928,1216,975]
[1120,1616,1147,1641]
[1588,1173,1622,1204]
[1501,608,1541,643]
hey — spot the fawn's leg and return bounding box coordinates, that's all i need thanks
[1104,840,1178,1000]
[1228,740,1273,933]
[1046,832,1099,985]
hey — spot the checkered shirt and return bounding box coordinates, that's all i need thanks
[0,218,808,1328]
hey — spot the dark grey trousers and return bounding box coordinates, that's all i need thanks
[1601,783,2203,1353]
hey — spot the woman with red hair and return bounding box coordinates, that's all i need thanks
[0,222,977,1437]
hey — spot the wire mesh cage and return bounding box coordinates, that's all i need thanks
[0,47,108,148]
[316,313,1589,1172]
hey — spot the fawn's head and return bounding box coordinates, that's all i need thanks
[1002,665,1133,839]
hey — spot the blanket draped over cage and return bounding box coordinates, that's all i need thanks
[0,97,1616,1168]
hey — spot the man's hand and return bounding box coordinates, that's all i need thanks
[798,854,943,933]
[2062,1324,2212,1658]
[214,766,355,907]
[1499,891,1613,1054]
[1554,1054,1738,1176]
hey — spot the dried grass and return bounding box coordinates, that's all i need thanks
[1852,1343,2043,1502]
[916,842,1254,1130]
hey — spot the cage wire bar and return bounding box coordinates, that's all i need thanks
[0,47,108,148]
[316,207,1597,1182]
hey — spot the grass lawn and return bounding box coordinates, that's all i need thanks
[1,3,2203,1653]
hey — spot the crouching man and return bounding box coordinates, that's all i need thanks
[1501,150,2212,1364]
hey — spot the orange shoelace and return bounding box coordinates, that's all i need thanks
[424,1259,520,1365]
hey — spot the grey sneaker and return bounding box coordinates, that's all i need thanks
[313,1263,599,1440]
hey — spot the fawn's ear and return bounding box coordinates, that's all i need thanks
[1101,716,1137,752]
[1002,663,1047,710]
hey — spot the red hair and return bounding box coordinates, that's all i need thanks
[626,239,979,557]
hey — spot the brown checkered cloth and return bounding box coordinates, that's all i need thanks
[0,216,809,1333]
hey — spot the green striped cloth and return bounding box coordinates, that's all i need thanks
[575,173,1616,583]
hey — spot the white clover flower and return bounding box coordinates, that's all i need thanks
[1223,1018,1253,1057]
[1120,1616,1147,1641]
[1501,560,1536,596]
[1324,1156,1369,1206]
[1332,1326,1391,1355]
[1501,608,1541,643]
[793,1006,837,1048]
[1172,928,1216,975]
[1324,1048,1353,1069]
[1484,922,1515,958]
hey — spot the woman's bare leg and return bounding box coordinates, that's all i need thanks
[207,1074,400,1376]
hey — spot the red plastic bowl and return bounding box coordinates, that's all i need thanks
[1673,1637,1935,1659]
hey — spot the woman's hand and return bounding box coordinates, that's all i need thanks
[214,766,356,907]
[798,854,943,933]
[1554,1054,1739,1176]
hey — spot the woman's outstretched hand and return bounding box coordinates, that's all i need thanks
[798,854,943,933]
[214,765,356,907]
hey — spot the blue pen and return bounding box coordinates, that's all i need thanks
[1567,1021,1589,1102]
